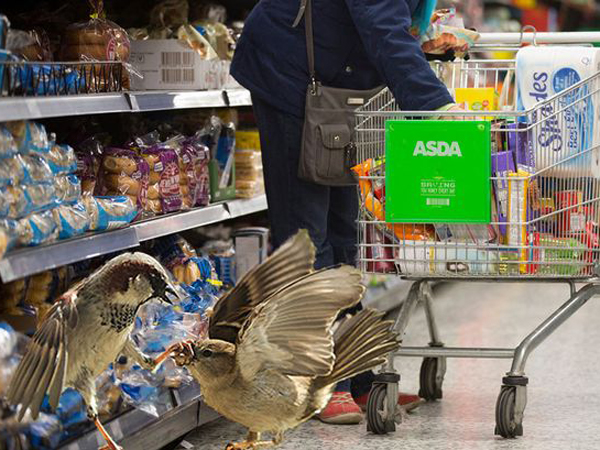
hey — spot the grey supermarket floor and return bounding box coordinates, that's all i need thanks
[183,281,600,450]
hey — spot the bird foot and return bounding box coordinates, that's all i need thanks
[99,445,123,450]
[152,340,196,372]
[225,442,254,450]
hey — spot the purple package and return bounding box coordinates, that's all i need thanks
[491,151,515,237]
[508,123,535,172]
[144,146,183,213]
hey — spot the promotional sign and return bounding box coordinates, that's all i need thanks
[385,120,491,223]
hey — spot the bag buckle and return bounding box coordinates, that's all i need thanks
[310,77,319,96]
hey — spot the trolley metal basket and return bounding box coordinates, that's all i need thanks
[356,31,600,438]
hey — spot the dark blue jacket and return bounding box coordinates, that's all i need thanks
[230,0,454,117]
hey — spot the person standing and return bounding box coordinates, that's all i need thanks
[231,0,459,424]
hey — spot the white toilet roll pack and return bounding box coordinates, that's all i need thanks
[515,45,600,178]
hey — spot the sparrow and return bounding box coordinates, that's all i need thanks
[158,230,399,449]
[6,252,177,450]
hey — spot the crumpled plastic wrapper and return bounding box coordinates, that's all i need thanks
[418,9,480,57]
[176,25,218,60]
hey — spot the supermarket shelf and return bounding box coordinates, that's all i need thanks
[0,195,267,283]
[0,88,252,122]
[0,227,139,283]
[59,383,208,450]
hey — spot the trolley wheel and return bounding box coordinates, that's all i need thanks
[366,383,395,435]
[495,386,523,438]
[418,357,444,401]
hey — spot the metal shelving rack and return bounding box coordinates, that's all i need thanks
[0,88,259,448]
[0,88,252,122]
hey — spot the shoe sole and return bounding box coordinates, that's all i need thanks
[316,412,363,425]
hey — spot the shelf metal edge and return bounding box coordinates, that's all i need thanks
[133,204,231,242]
[0,93,132,122]
[225,195,268,218]
[0,227,139,283]
[0,89,252,122]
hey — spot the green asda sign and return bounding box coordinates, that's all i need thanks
[385,120,491,223]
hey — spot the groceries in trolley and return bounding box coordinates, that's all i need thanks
[354,118,599,278]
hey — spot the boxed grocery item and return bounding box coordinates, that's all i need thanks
[455,88,498,119]
[396,241,498,275]
[130,39,230,90]
[233,227,269,279]
[527,232,587,276]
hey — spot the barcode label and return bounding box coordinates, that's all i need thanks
[160,52,194,67]
[161,69,195,84]
[426,198,450,206]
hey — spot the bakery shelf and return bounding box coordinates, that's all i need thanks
[0,195,267,283]
[0,227,139,283]
[0,88,252,122]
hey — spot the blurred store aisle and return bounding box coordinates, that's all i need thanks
[185,282,600,450]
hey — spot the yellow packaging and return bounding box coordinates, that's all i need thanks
[507,170,530,273]
[454,88,498,120]
[235,131,261,151]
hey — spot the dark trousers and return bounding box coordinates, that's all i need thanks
[252,95,373,396]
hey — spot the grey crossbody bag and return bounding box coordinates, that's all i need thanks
[293,0,383,186]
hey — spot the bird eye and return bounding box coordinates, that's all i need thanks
[201,349,213,358]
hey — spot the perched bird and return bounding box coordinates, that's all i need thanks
[159,230,399,449]
[6,252,177,450]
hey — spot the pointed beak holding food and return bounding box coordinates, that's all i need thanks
[161,284,179,304]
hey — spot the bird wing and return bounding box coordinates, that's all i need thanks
[236,266,365,380]
[7,287,79,421]
[208,230,316,343]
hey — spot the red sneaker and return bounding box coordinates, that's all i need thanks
[354,392,425,413]
[316,392,363,424]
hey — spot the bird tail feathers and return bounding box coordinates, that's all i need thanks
[316,308,399,388]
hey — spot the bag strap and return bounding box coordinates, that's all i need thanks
[293,0,318,93]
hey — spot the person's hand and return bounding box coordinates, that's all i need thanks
[439,104,475,121]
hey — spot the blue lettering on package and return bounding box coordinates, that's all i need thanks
[552,67,593,159]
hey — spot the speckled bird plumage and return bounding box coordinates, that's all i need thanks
[166,230,400,449]
[6,252,176,449]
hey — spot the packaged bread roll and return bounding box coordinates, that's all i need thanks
[60,15,130,62]
[83,195,137,231]
[141,145,183,215]
[98,148,149,211]
[104,174,142,196]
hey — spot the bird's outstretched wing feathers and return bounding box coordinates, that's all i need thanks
[236,266,365,380]
[208,230,316,343]
[7,290,78,420]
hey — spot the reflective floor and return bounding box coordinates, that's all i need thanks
[185,281,600,450]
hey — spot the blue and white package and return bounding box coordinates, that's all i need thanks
[84,196,137,232]
[47,143,78,175]
[0,155,26,187]
[18,209,58,246]
[20,154,53,184]
[52,202,91,240]
[6,121,51,155]
[0,126,18,159]
[516,46,600,178]
[54,174,81,205]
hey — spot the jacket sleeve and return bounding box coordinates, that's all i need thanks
[344,0,454,111]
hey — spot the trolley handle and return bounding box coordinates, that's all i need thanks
[476,30,600,46]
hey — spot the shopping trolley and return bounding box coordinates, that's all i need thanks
[355,30,600,438]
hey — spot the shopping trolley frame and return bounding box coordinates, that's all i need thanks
[359,30,600,438]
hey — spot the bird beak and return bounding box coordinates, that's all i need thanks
[160,285,179,304]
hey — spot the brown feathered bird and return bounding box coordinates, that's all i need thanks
[158,230,399,449]
[6,252,177,450]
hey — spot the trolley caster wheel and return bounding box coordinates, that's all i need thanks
[495,386,523,438]
[366,383,396,435]
[419,357,445,401]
